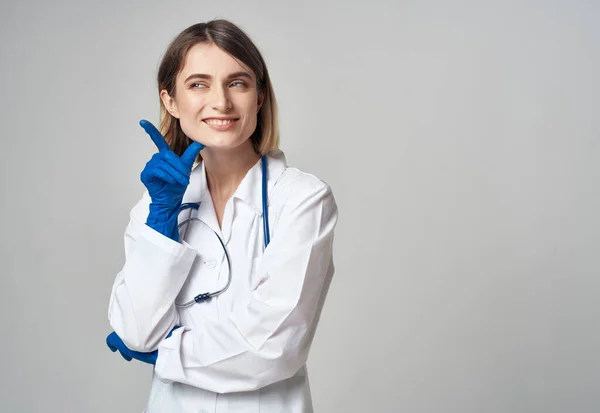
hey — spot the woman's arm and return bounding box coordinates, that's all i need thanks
[108,121,203,352]
[107,191,197,352]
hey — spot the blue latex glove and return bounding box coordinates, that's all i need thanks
[139,119,204,241]
[106,326,181,365]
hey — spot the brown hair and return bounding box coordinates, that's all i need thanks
[157,19,279,158]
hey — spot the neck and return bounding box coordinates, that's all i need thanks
[202,141,260,203]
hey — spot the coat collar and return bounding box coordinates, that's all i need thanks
[182,150,288,216]
[232,150,287,216]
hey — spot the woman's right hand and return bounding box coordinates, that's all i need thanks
[139,119,204,241]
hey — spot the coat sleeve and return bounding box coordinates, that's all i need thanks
[107,191,198,351]
[154,178,338,393]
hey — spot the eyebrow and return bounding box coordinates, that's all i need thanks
[184,71,253,83]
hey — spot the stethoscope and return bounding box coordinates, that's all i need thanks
[174,155,270,308]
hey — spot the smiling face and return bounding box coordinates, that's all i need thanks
[160,42,264,151]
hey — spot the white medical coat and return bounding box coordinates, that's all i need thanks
[108,150,338,413]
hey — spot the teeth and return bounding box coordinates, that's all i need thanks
[205,119,234,125]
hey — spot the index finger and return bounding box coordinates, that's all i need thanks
[139,119,169,152]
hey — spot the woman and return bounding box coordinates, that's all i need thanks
[106,19,338,413]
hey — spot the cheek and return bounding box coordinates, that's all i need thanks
[177,110,203,141]
[178,94,206,115]
[177,97,205,132]
[240,98,259,122]
[240,110,258,134]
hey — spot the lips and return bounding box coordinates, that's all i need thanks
[202,117,239,131]
[203,118,238,126]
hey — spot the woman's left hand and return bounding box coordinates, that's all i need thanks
[106,331,158,364]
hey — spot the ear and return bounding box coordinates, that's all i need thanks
[257,89,265,113]
[160,89,180,119]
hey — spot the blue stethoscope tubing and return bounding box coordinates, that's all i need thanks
[175,155,269,307]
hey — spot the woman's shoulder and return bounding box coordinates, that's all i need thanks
[277,166,331,194]
[269,152,336,211]
[267,153,338,237]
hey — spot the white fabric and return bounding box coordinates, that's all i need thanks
[108,150,338,413]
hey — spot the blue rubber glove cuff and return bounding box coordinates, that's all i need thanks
[146,203,181,242]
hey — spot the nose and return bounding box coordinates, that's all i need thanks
[210,84,232,112]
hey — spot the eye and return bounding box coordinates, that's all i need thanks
[191,82,207,89]
[230,81,247,88]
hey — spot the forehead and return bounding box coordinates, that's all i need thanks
[179,42,254,79]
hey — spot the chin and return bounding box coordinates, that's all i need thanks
[201,135,254,152]
[183,122,256,150]
[204,134,242,147]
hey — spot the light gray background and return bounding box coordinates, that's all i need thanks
[1,0,599,412]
